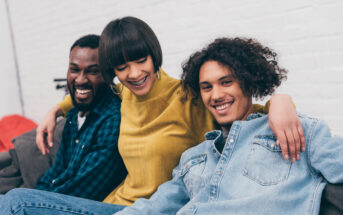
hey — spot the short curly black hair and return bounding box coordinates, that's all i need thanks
[181,37,287,101]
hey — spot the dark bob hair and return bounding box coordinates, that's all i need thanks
[181,37,287,100]
[70,34,100,52]
[99,16,162,84]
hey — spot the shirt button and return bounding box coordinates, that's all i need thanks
[229,138,234,143]
[52,179,55,184]
[75,139,79,144]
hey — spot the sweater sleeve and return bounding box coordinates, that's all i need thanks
[58,94,74,116]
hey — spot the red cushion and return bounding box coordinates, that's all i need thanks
[0,114,37,152]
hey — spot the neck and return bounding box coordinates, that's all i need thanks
[221,124,232,133]
[221,103,254,132]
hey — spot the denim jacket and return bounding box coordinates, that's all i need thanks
[116,113,343,215]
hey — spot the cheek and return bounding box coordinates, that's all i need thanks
[115,73,126,83]
[200,91,207,104]
[67,74,75,84]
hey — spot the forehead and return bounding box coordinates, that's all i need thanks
[69,47,98,65]
[199,60,233,82]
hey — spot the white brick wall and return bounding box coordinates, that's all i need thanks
[0,0,23,116]
[3,0,343,135]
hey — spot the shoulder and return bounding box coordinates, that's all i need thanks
[159,75,183,101]
[297,114,334,148]
[178,140,210,166]
[297,114,328,136]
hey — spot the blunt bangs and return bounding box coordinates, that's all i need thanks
[115,27,151,66]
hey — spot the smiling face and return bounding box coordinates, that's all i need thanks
[67,46,105,112]
[199,60,253,131]
[114,55,156,96]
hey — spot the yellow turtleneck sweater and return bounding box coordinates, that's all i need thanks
[58,70,267,206]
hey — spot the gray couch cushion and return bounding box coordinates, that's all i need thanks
[11,118,65,188]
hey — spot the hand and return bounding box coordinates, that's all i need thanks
[268,94,305,163]
[36,105,63,155]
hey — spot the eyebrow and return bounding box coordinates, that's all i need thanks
[199,74,234,85]
[69,63,98,68]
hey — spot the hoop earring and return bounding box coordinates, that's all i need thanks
[110,84,123,95]
[156,70,161,80]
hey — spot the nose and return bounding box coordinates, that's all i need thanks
[75,71,88,85]
[211,85,224,102]
[127,65,141,79]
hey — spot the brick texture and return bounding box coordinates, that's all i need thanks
[4,0,343,135]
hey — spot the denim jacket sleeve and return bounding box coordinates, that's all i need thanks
[115,163,190,215]
[307,118,343,183]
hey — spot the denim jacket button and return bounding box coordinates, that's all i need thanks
[229,138,234,143]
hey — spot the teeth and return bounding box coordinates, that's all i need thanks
[76,89,91,95]
[131,77,147,86]
[215,104,229,110]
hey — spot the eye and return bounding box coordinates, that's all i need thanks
[87,68,99,75]
[136,57,147,64]
[69,67,79,73]
[115,65,127,72]
[200,84,212,92]
[222,79,232,86]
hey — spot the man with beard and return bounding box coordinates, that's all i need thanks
[0,34,126,201]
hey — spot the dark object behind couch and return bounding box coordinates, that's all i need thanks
[0,118,65,193]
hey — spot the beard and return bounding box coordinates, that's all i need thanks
[67,83,107,112]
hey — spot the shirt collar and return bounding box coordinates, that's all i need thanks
[205,112,265,140]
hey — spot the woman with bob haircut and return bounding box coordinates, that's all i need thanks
[0,16,304,214]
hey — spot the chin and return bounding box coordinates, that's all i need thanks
[217,119,234,126]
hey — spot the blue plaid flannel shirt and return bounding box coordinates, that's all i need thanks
[36,89,127,201]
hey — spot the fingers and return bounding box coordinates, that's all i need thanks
[36,128,48,155]
[285,129,296,163]
[47,127,54,148]
[276,130,289,161]
[297,123,306,152]
[292,126,302,161]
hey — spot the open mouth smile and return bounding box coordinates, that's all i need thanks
[76,88,91,95]
[212,101,233,113]
[215,103,229,110]
[74,87,93,100]
[128,76,147,87]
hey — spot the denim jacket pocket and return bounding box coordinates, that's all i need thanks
[180,154,207,198]
[242,135,291,186]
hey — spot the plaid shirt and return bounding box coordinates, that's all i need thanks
[36,89,126,201]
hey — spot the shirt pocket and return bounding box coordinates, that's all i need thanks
[242,135,291,186]
[180,154,207,198]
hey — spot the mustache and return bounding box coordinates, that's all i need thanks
[73,84,92,90]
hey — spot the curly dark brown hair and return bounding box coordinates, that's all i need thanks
[181,37,287,101]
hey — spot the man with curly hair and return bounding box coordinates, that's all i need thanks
[115,37,343,215]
